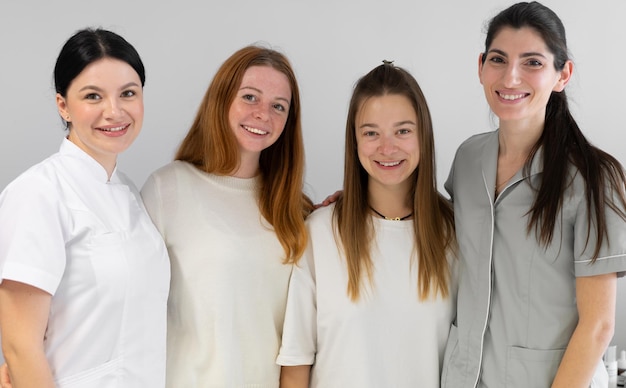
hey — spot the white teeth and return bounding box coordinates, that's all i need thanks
[379,161,401,167]
[100,125,127,132]
[500,93,526,101]
[244,126,268,135]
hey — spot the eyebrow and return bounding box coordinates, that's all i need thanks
[239,86,290,105]
[488,48,547,59]
[78,82,141,93]
[359,120,417,129]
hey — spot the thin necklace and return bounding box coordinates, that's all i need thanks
[369,206,412,221]
[495,171,518,191]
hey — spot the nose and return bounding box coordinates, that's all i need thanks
[503,63,521,87]
[104,97,123,119]
[378,133,397,155]
[253,103,271,121]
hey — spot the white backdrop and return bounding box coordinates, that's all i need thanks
[2,0,626,354]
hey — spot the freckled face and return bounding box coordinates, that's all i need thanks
[479,27,570,126]
[57,58,143,172]
[356,94,420,194]
[228,66,291,164]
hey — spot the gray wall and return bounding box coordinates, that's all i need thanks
[2,0,626,354]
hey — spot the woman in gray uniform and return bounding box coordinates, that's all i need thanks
[441,2,626,387]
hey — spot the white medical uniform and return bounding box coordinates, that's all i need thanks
[0,139,170,387]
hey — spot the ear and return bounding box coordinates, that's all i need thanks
[56,93,70,122]
[554,60,573,92]
[478,53,485,85]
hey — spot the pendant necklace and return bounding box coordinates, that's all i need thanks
[369,206,412,221]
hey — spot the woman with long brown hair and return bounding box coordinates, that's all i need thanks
[141,45,313,387]
[278,62,456,387]
[441,2,626,387]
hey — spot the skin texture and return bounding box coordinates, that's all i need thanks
[57,58,144,178]
[227,65,291,178]
[0,281,54,388]
[355,94,419,217]
[280,365,311,388]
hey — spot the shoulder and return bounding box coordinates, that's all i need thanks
[307,203,335,226]
[455,131,495,155]
[2,154,64,200]
[147,160,193,182]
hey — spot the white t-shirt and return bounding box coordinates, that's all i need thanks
[0,139,170,387]
[141,161,291,388]
[277,205,456,388]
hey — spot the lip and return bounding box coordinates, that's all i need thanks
[376,160,403,168]
[496,90,529,102]
[96,123,130,137]
[242,125,269,136]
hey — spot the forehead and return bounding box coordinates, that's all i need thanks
[357,94,416,120]
[240,65,291,98]
[489,26,551,54]
[70,58,140,87]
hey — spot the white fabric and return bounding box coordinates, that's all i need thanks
[141,161,290,388]
[277,205,456,388]
[0,139,170,387]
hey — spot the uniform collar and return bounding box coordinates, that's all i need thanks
[60,138,120,184]
[481,130,544,198]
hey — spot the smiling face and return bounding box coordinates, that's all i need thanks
[356,94,420,195]
[57,57,143,175]
[227,65,291,176]
[479,26,571,129]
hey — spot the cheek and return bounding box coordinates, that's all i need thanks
[356,141,373,164]
[228,104,245,129]
[273,114,289,134]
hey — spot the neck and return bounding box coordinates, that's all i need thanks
[367,181,412,220]
[232,152,260,178]
[498,115,545,158]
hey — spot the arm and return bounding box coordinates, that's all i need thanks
[0,363,12,388]
[0,280,54,388]
[280,365,311,388]
[551,273,616,388]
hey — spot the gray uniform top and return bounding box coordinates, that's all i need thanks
[441,130,626,388]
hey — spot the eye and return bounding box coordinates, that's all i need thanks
[363,130,378,137]
[273,103,286,112]
[525,59,543,67]
[397,128,412,135]
[242,94,257,102]
[121,90,136,98]
[85,93,101,100]
[488,56,505,64]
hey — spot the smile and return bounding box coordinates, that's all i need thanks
[497,92,528,101]
[377,160,402,167]
[97,124,129,132]
[243,125,268,135]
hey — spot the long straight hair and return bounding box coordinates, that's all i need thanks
[483,2,626,259]
[335,63,455,301]
[176,45,313,263]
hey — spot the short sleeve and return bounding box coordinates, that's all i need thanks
[276,240,317,366]
[574,183,626,277]
[0,173,67,294]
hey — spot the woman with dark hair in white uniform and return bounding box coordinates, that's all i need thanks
[0,28,170,388]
